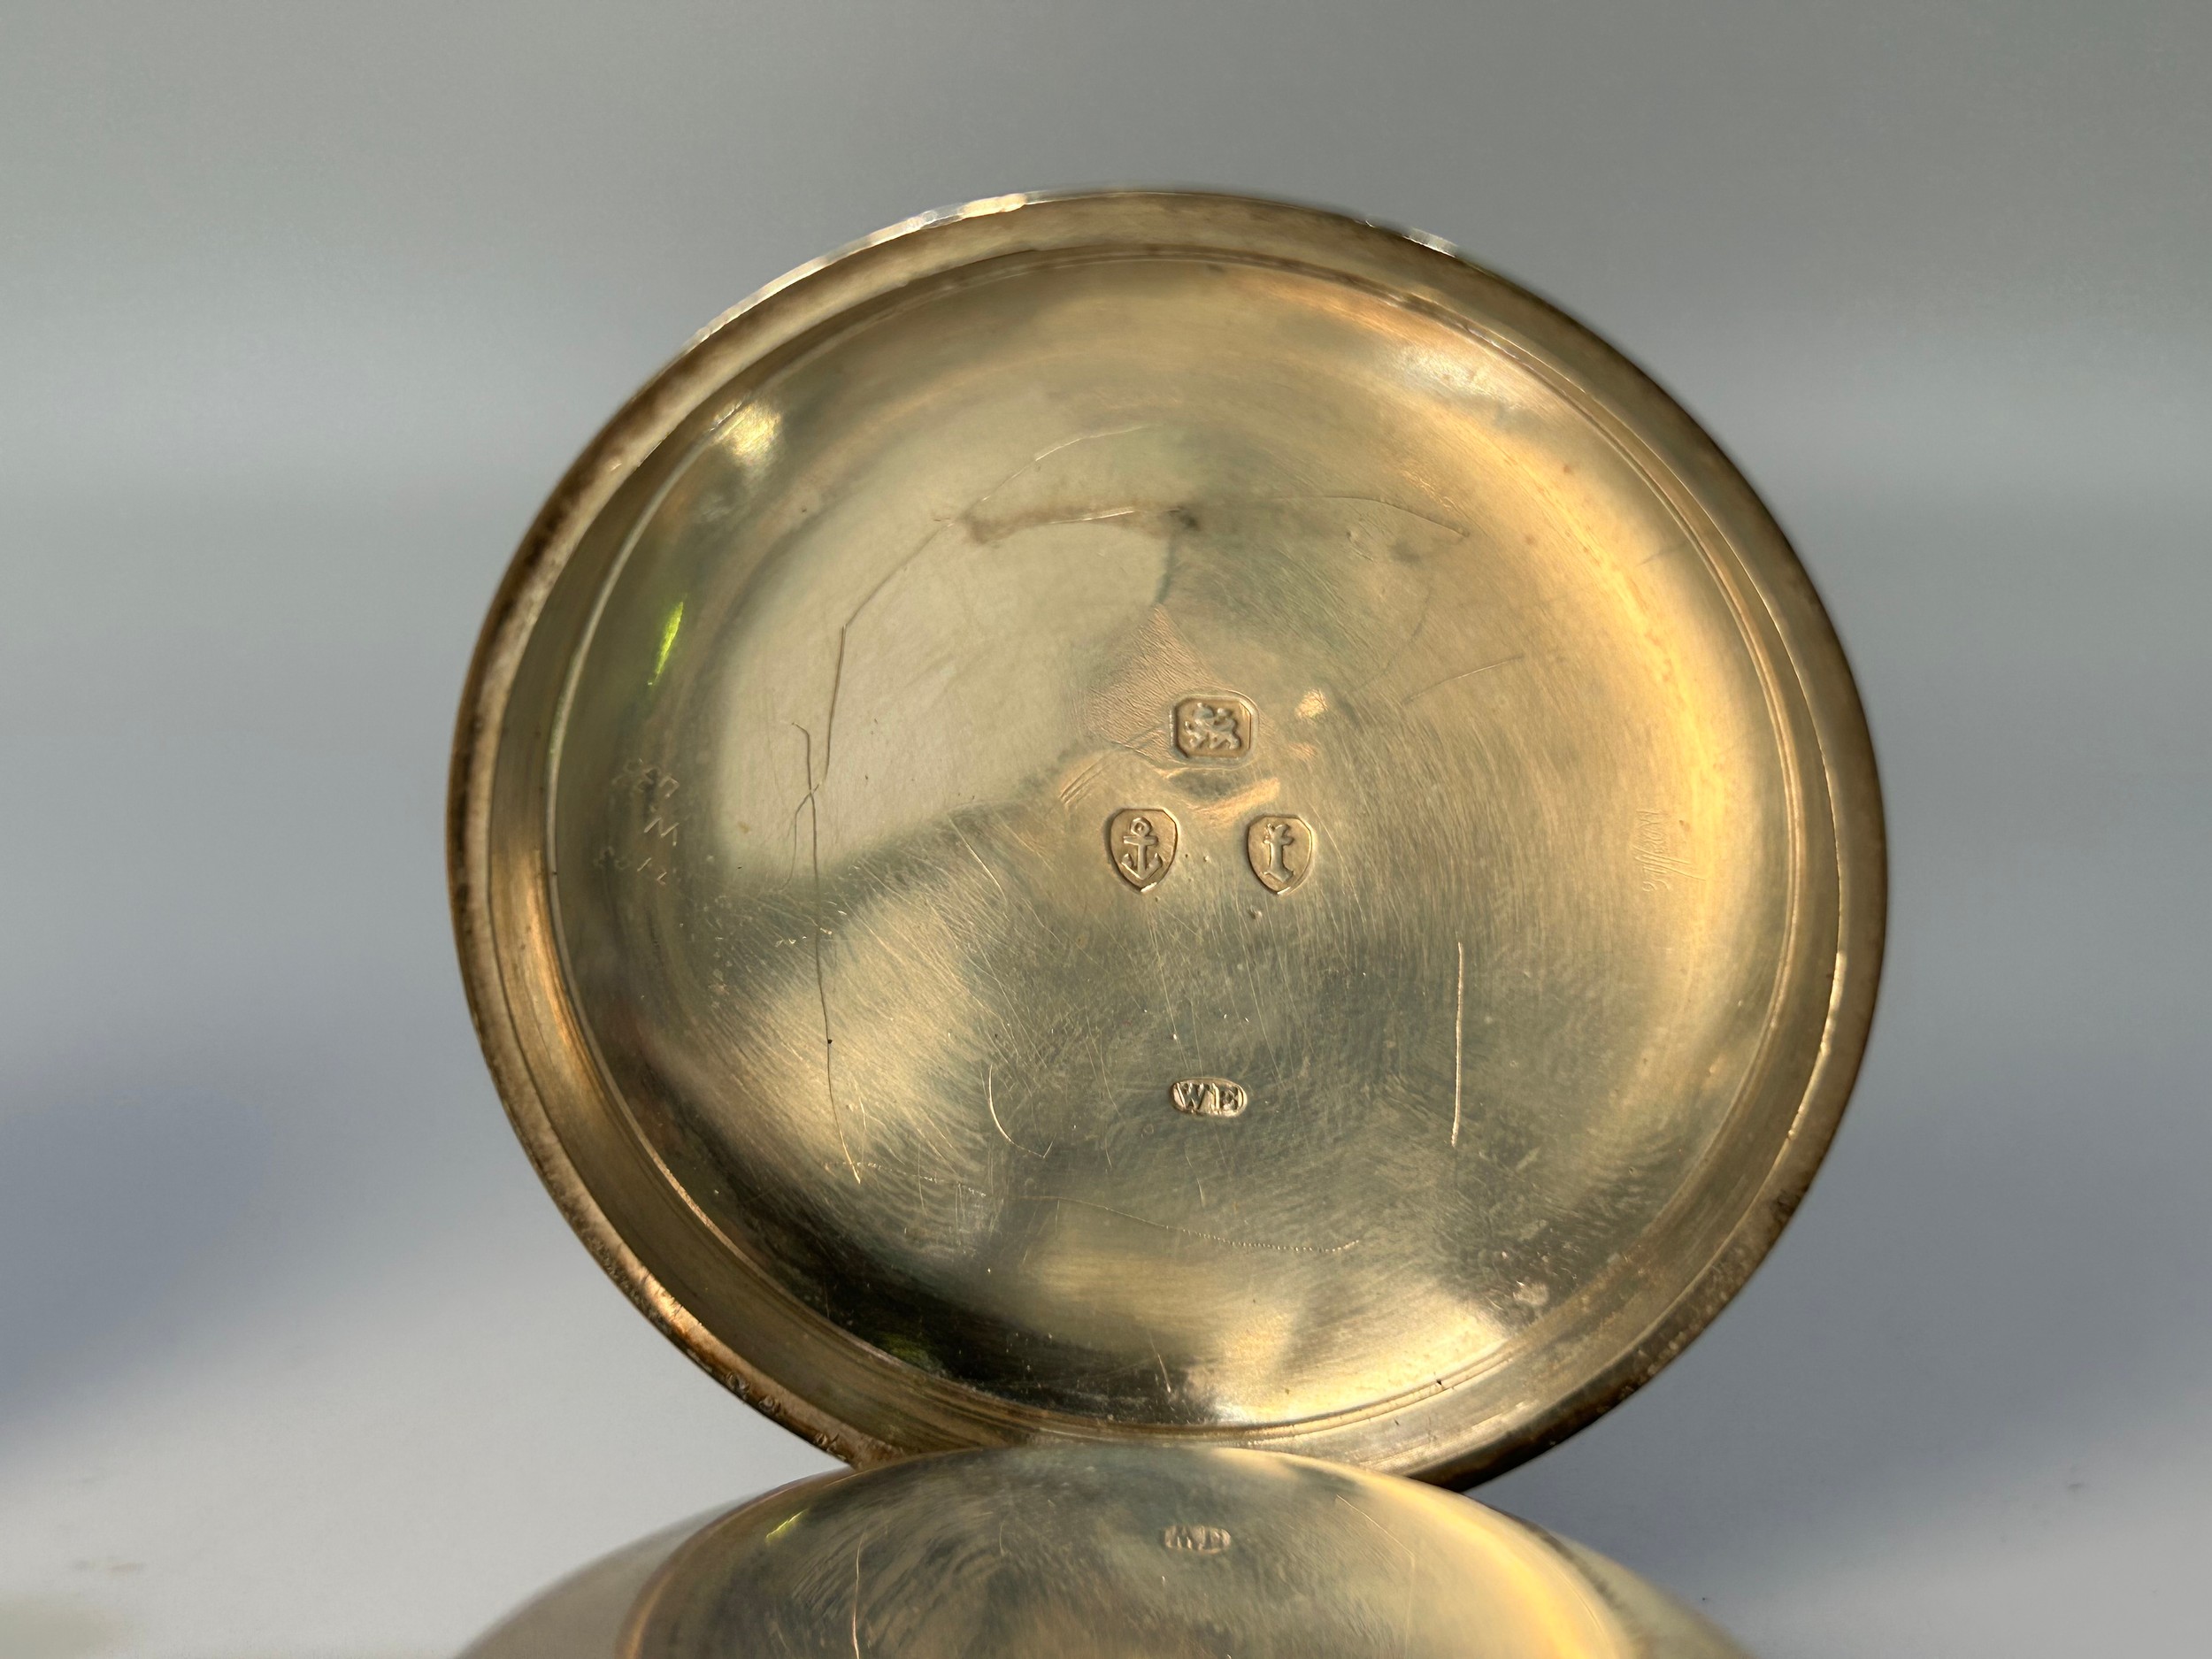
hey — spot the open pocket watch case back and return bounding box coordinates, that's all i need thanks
[449,190,1885,1657]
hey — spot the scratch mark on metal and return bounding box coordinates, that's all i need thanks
[794,722,860,1185]
[1333,1494,1420,1657]
[1056,756,1108,809]
[819,426,1156,779]
[821,526,939,784]
[1254,492,1471,540]
[1451,941,1465,1149]
[953,815,1068,947]
[820,626,852,781]
[986,1064,1050,1159]
[1009,505,1143,530]
[849,1540,864,1659]
[949,818,1009,902]
[1403,655,1526,707]
[857,1164,1357,1256]
[1355,566,1440,695]
[1031,1191,1360,1256]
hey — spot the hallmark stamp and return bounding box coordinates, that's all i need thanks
[1108,807,1179,891]
[1171,1078,1248,1118]
[1163,1523,1233,1554]
[1174,693,1256,764]
[1246,815,1316,895]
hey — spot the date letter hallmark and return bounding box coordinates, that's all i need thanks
[1174,693,1256,764]
[1171,1078,1248,1118]
[1246,815,1317,895]
[1163,1523,1233,1555]
[1108,807,1180,891]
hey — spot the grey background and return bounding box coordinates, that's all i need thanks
[3,4,2206,1655]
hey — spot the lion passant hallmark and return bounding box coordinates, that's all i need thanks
[1174,693,1256,764]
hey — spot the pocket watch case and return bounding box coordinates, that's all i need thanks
[449,189,1884,1654]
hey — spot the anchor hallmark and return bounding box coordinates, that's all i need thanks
[1107,807,1179,892]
